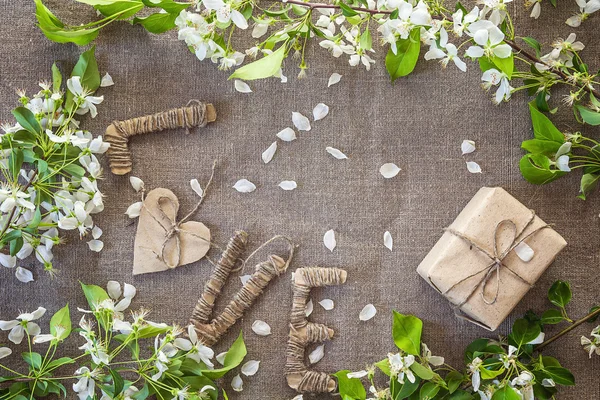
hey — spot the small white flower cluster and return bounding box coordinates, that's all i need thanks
[0,76,109,283]
[566,0,600,27]
[581,325,600,358]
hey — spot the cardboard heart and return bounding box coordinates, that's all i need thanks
[133,188,211,275]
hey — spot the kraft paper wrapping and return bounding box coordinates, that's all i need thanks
[417,187,567,331]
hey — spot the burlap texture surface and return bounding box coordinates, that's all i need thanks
[0,1,598,398]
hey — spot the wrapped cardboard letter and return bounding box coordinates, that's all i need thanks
[417,187,567,331]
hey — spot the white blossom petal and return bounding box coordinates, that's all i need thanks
[129,176,144,192]
[92,226,103,240]
[515,242,534,262]
[234,80,252,93]
[233,179,257,193]
[190,179,203,197]
[384,231,393,251]
[87,240,104,252]
[319,299,334,310]
[15,267,34,283]
[326,147,348,160]
[461,140,476,155]
[276,127,297,142]
[240,274,252,285]
[380,163,401,178]
[466,161,482,173]
[231,374,244,392]
[107,281,122,300]
[328,73,342,87]
[305,299,313,317]
[123,283,136,299]
[0,254,16,268]
[279,180,297,190]
[262,142,277,164]
[313,103,329,121]
[323,229,336,252]
[0,347,12,359]
[216,352,227,365]
[251,320,271,336]
[292,112,311,131]
[100,73,114,87]
[308,344,325,364]
[527,332,545,345]
[125,202,143,218]
[241,360,260,376]
[359,304,377,321]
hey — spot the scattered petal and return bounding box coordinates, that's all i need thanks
[359,304,377,321]
[107,281,122,300]
[305,298,314,317]
[100,73,114,87]
[308,344,325,364]
[276,127,297,142]
[240,274,252,285]
[92,226,103,240]
[216,352,227,365]
[87,240,104,252]
[466,161,482,173]
[380,163,401,178]
[313,103,329,121]
[319,299,334,310]
[233,179,256,193]
[234,80,252,93]
[190,179,203,197]
[231,374,244,392]
[15,267,34,283]
[514,242,534,262]
[326,147,348,160]
[129,176,144,192]
[527,332,545,345]
[323,229,336,252]
[328,73,342,87]
[279,180,297,191]
[262,142,278,164]
[0,347,12,359]
[461,140,476,155]
[241,360,260,376]
[252,320,271,336]
[347,370,369,378]
[384,231,393,251]
[292,112,311,131]
[125,202,143,218]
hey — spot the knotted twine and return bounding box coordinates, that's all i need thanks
[439,211,551,317]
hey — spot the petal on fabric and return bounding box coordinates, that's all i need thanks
[323,229,336,252]
[308,344,325,364]
[359,304,377,321]
[241,360,260,376]
[251,320,271,336]
[326,147,348,159]
[328,73,342,87]
[107,281,122,300]
[384,231,393,251]
[234,80,252,93]
[466,161,482,173]
[318,299,334,310]
[15,267,34,283]
[233,179,257,193]
[292,112,311,131]
[100,73,114,87]
[276,127,297,141]
[461,140,476,155]
[261,142,278,164]
[278,180,297,191]
[380,163,401,178]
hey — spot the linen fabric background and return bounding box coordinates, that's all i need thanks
[1,1,599,398]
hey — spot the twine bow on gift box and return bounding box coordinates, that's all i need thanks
[440,211,551,312]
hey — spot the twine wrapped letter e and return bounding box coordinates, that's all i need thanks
[105,100,217,175]
[286,267,347,394]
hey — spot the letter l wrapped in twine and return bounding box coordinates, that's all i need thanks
[437,211,551,326]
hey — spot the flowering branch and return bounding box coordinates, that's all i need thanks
[536,306,600,352]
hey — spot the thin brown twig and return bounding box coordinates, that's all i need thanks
[536,307,600,352]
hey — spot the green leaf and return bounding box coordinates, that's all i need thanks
[109,369,125,397]
[80,0,145,19]
[386,28,421,82]
[419,382,440,400]
[13,130,37,144]
[12,107,41,135]
[52,63,62,92]
[334,370,367,400]
[359,29,372,51]
[519,154,565,185]
[491,385,521,400]
[541,309,564,325]
[46,357,75,370]
[10,237,23,257]
[374,358,391,376]
[575,105,600,125]
[392,311,422,355]
[339,2,359,16]
[588,306,600,323]
[202,331,246,379]
[50,304,71,341]
[141,0,194,14]
[491,52,514,78]
[548,280,571,308]
[9,149,24,181]
[80,282,110,310]
[410,362,434,380]
[543,366,575,385]
[521,37,541,58]
[136,324,171,339]
[229,45,286,81]
[62,163,86,178]
[445,371,464,394]
[34,0,64,29]
[391,376,421,399]
[448,389,474,400]
[35,0,100,45]
[520,139,562,156]
[509,318,541,348]
[464,338,489,364]
[133,12,178,34]
[480,366,505,380]
[22,352,42,369]
[528,103,564,142]
[1,229,22,246]
[71,45,101,92]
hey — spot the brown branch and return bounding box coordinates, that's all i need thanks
[536,307,600,352]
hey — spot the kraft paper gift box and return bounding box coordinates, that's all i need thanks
[416,187,567,331]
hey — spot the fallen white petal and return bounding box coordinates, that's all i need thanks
[308,344,325,364]
[241,360,260,376]
[234,80,252,93]
[359,304,377,321]
[276,127,297,142]
[326,147,348,160]
[292,112,311,131]
[313,103,329,121]
[123,283,136,299]
[328,73,342,87]
[305,299,313,317]
[129,176,144,192]
[87,240,104,252]
[240,274,252,285]
[466,161,482,173]
[319,299,334,310]
[323,229,336,252]
[125,201,143,218]
[233,179,256,193]
[279,180,297,190]
[15,267,34,283]
[100,73,114,87]
[262,142,277,164]
[384,231,393,251]
[461,140,476,155]
[514,242,534,262]
[231,374,243,392]
[380,163,401,178]
[252,320,271,336]
[107,281,122,300]
[190,179,203,197]
[216,352,227,365]
[92,226,103,240]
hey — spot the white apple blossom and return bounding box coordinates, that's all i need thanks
[202,0,249,29]
[481,68,513,104]
[67,77,104,118]
[0,307,46,344]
